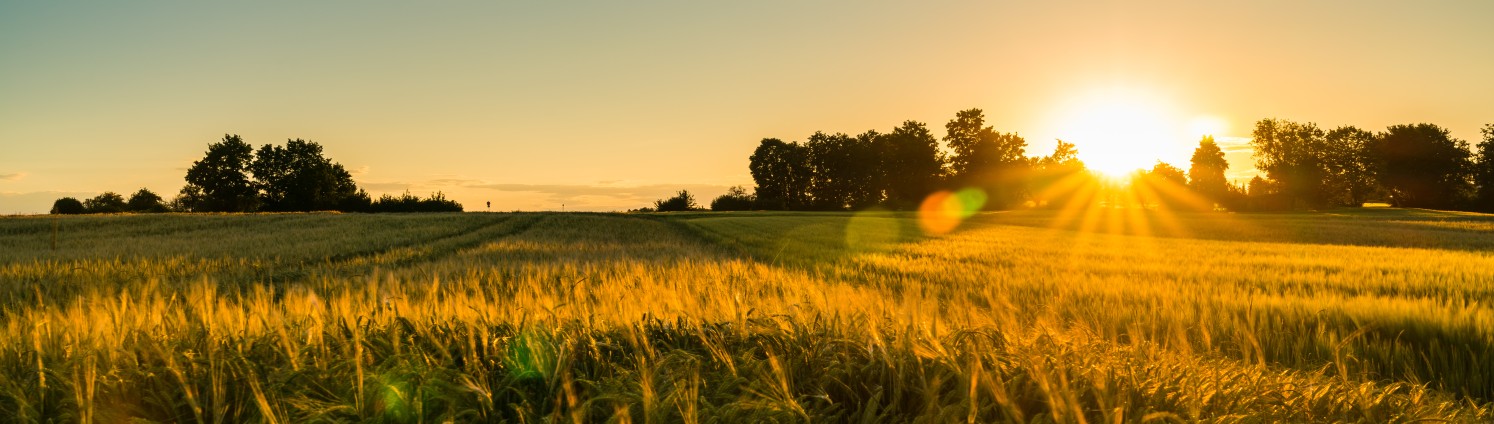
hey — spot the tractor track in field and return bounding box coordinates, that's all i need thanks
[258,213,545,285]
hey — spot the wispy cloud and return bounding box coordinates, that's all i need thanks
[1216,137,1254,153]
[0,172,27,182]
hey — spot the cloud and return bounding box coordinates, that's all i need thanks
[349,165,370,176]
[0,172,27,182]
[361,181,415,192]
[1216,137,1254,153]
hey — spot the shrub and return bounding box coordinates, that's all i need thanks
[710,186,756,211]
[83,192,127,214]
[50,197,85,214]
[653,190,698,212]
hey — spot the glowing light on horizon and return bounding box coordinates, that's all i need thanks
[1048,87,1219,179]
[1188,116,1228,139]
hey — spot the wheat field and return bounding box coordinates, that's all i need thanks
[0,209,1490,422]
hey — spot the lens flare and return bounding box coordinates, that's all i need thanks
[918,188,986,235]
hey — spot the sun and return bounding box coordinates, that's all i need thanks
[1048,88,1192,179]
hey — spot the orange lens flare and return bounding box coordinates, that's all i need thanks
[918,188,986,235]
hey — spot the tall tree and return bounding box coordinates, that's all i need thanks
[250,139,360,211]
[1250,119,1331,208]
[1373,123,1472,209]
[1323,126,1379,206]
[1187,136,1229,204]
[880,120,946,209]
[1474,124,1494,212]
[748,138,811,210]
[943,108,1027,208]
[182,134,259,212]
[805,131,861,210]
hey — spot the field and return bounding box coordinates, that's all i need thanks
[0,209,1491,422]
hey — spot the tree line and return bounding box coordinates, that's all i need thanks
[699,108,1494,213]
[51,134,462,214]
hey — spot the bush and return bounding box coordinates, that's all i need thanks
[126,188,168,213]
[83,192,127,214]
[710,186,756,211]
[367,192,463,213]
[653,190,699,212]
[50,197,85,214]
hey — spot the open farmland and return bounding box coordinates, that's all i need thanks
[0,209,1491,422]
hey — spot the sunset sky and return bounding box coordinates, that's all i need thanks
[3,1,1492,213]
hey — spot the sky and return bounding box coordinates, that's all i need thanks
[2,1,1492,213]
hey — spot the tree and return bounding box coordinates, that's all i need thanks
[126,188,167,213]
[1472,124,1494,212]
[182,134,259,212]
[943,109,1027,208]
[1028,140,1089,208]
[250,139,360,211]
[805,131,865,210]
[1188,136,1229,205]
[710,186,756,211]
[653,190,698,212]
[83,192,127,214]
[1250,119,1332,208]
[1323,126,1379,206]
[1149,162,1187,185]
[748,138,811,210]
[1134,161,1191,209]
[367,191,462,213]
[1373,123,1472,209]
[50,197,85,214]
[845,130,886,209]
[879,120,945,209]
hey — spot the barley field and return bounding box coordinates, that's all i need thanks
[0,209,1490,422]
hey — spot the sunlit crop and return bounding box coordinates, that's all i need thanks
[0,209,1489,422]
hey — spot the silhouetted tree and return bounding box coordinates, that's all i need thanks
[367,191,463,213]
[748,138,811,210]
[50,197,85,215]
[944,109,1027,208]
[126,188,167,213]
[1372,123,1472,209]
[1474,124,1494,212]
[1251,119,1335,209]
[1323,126,1380,206]
[1028,140,1089,208]
[1135,161,1191,209]
[83,192,127,214]
[846,130,886,208]
[250,139,361,211]
[653,190,698,212]
[710,186,756,211]
[804,132,864,210]
[1188,136,1229,205]
[879,120,945,209]
[181,134,259,212]
[339,189,374,212]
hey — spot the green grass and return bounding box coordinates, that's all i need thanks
[0,209,1490,422]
